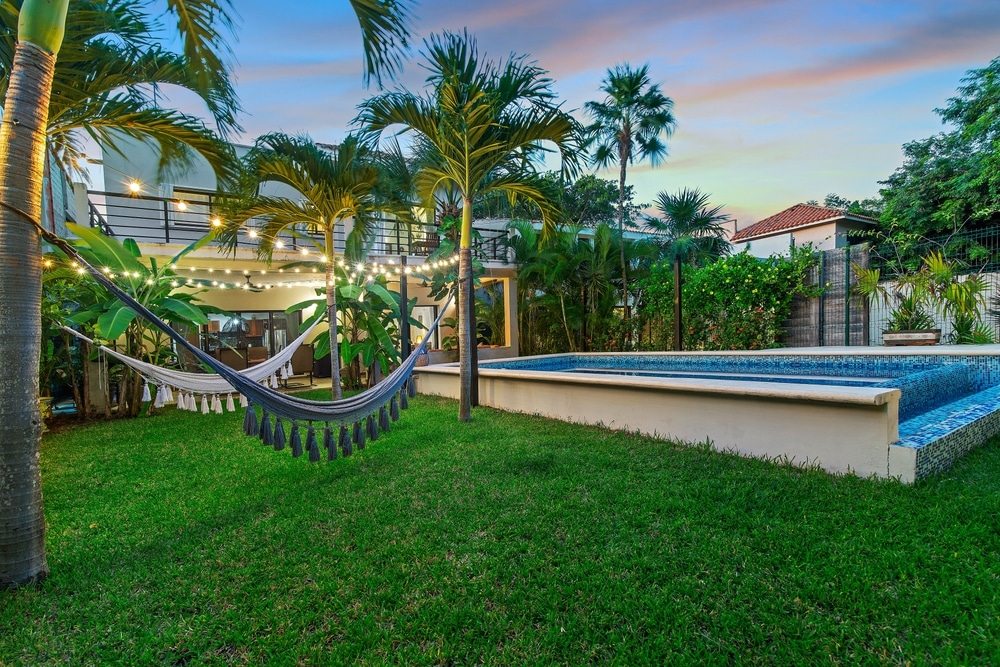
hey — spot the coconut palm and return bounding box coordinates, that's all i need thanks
[645,188,731,350]
[358,30,582,421]
[584,63,676,325]
[217,134,381,400]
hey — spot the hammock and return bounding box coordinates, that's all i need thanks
[44,228,453,461]
[60,319,321,410]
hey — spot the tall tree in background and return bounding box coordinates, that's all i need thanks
[0,0,413,590]
[879,55,1000,239]
[218,134,380,400]
[359,31,581,421]
[584,63,675,326]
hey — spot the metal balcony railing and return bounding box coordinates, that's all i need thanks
[85,191,511,262]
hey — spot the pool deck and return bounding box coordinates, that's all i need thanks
[414,346,1000,483]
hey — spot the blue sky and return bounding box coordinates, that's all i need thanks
[200,0,1000,225]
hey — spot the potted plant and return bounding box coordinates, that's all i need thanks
[854,264,940,345]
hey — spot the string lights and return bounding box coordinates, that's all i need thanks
[68,156,464,291]
[43,253,460,291]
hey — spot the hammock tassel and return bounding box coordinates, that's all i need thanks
[306,424,320,463]
[324,426,336,460]
[226,394,235,412]
[390,396,399,422]
[141,383,151,403]
[399,388,408,411]
[352,421,364,451]
[201,395,210,415]
[284,361,293,379]
[212,395,223,415]
[260,411,272,446]
[154,386,165,409]
[273,419,286,451]
[407,378,416,398]
[165,386,173,404]
[366,414,377,443]
[290,423,303,458]
[270,373,279,389]
[175,393,185,410]
[239,393,248,408]
[243,404,259,437]
[339,424,352,457]
[379,405,390,432]
[189,394,199,412]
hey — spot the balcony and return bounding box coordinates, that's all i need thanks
[86,191,511,263]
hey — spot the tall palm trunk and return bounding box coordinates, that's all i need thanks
[617,157,629,327]
[457,200,476,421]
[325,228,342,400]
[0,39,57,588]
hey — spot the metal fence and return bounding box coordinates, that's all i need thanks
[781,230,1000,347]
[85,190,510,262]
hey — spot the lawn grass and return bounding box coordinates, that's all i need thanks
[2,391,1000,665]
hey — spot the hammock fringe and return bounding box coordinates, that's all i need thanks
[340,424,353,457]
[243,404,258,437]
[390,396,399,422]
[290,423,303,458]
[353,421,364,451]
[379,405,390,432]
[366,414,378,443]
[274,419,286,451]
[307,425,320,462]
[260,411,272,447]
[400,388,408,411]
[324,426,336,461]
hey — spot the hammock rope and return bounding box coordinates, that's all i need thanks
[42,227,453,460]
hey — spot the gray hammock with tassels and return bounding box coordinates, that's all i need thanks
[46,229,452,462]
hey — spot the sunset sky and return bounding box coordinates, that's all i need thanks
[205,0,1000,226]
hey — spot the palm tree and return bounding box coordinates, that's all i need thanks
[0,0,412,589]
[358,30,581,421]
[584,63,676,326]
[1,0,243,182]
[218,134,381,400]
[644,188,732,350]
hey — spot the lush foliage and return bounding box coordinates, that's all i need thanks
[640,249,820,350]
[474,172,645,227]
[5,394,1000,663]
[644,188,732,266]
[45,225,220,417]
[877,56,1000,250]
[509,220,659,355]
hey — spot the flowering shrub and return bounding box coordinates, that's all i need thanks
[639,248,819,350]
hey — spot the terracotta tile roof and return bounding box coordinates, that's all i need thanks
[731,204,877,242]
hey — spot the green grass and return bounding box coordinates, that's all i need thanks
[3,392,1000,665]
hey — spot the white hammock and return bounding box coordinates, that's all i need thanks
[61,319,321,401]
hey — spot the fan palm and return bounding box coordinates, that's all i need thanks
[217,134,381,400]
[645,188,731,350]
[645,188,732,266]
[358,30,582,421]
[584,63,675,324]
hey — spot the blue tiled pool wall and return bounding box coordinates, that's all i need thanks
[488,353,1000,392]
[874,364,973,422]
[905,385,1000,479]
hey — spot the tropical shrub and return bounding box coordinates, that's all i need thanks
[639,248,819,350]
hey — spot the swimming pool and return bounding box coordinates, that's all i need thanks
[415,346,1000,483]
